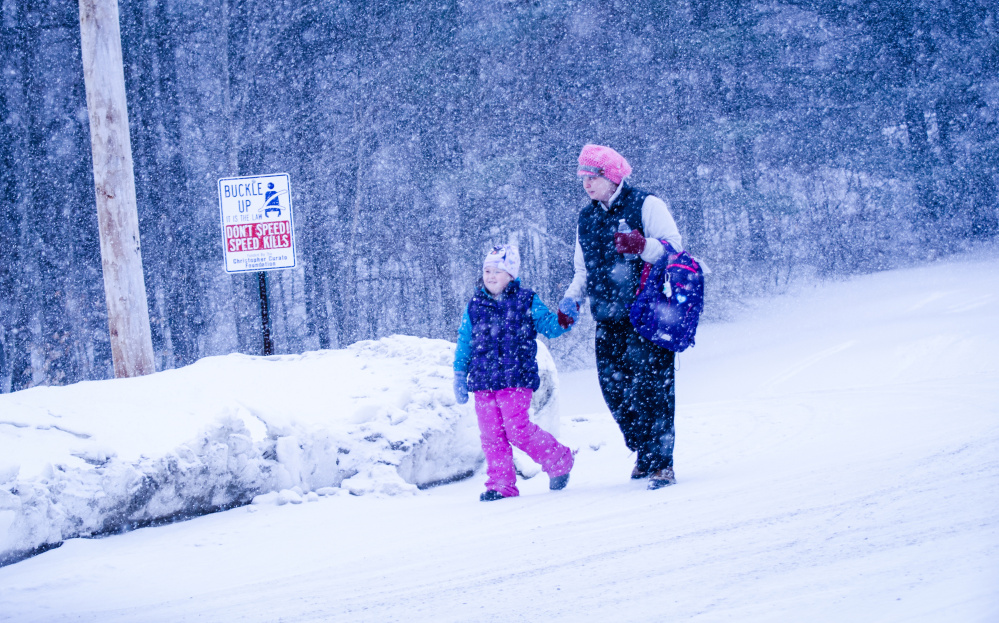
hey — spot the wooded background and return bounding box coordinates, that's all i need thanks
[2,0,997,392]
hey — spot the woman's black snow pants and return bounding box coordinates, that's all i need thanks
[594,319,676,473]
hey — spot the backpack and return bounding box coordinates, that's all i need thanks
[629,244,705,352]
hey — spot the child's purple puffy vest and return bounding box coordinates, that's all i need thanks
[466,281,540,392]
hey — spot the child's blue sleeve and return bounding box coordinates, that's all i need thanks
[532,294,569,339]
[454,306,473,373]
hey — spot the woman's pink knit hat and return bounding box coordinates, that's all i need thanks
[577,144,632,185]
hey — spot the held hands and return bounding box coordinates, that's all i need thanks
[557,297,580,329]
[453,374,469,405]
[614,229,647,255]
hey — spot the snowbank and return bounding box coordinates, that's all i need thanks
[0,335,562,565]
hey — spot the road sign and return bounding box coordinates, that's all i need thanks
[218,173,297,273]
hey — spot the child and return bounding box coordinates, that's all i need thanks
[453,244,575,502]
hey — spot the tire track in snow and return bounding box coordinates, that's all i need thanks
[760,341,857,394]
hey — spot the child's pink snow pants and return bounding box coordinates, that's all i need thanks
[474,387,573,498]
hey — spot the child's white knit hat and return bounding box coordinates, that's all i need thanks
[483,244,520,279]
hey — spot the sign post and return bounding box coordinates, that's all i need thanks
[218,173,296,355]
[257,272,273,356]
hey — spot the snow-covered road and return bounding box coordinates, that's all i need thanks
[1,256,997,622]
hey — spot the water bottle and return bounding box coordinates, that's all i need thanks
[618,219,637,261]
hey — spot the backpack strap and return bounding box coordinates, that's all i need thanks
[637,239,682,294]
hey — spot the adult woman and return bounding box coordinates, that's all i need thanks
[558,144,683,489]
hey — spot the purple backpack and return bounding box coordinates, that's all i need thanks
[629,244,705,352]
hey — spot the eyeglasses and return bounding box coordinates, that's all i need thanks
[577,164,603,178]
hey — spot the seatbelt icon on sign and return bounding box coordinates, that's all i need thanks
[262,182,287,218]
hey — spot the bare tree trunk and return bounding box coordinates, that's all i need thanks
[343,102,373,344]
[79,0,155,378]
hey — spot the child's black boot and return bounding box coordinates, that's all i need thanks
[480,490,505,502]
[549,473,570,491]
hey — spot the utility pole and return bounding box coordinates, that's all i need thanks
[79,0,155,378]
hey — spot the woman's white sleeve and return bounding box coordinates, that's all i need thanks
[564,234,588,302]
[640,195,683,263]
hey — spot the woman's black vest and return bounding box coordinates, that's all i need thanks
[577,184,650,322]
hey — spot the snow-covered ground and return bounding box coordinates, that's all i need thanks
[1,255,998,622]
[0,335,563,562]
